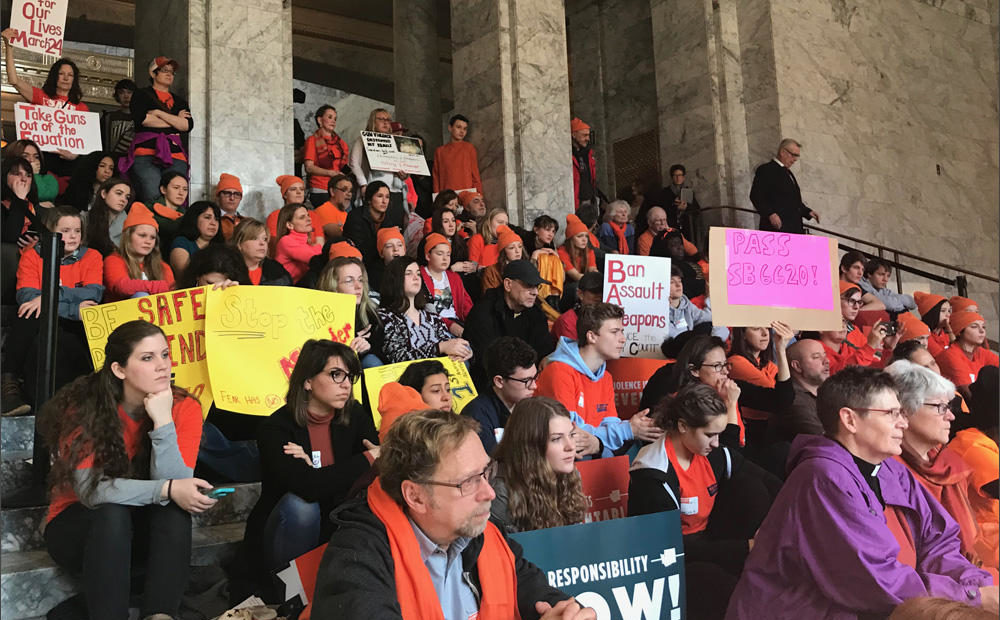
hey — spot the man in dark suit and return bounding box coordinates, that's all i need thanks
[750,138,820,234]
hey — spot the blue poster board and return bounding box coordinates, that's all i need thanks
[510,511,685,620]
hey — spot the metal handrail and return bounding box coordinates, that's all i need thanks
[699,206,1000,286]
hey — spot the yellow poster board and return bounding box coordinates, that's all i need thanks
[80,287,213,416]
[205,286,356,416]
[363,357,477,429]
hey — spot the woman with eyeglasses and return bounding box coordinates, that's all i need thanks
[243,339,379,583]
[489,397,588,534]
[886,360,998,576]
[818,281,895,374]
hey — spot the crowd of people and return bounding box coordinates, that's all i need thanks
[2,40,999,620]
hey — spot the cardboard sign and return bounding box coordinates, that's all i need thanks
[8,0,67,55]
[709,226,841,331]
[511,511,686,620]
[14,103,102,154]
[276,543,328,606]
[80,287,213,416]
[361,130,431,176]
[606,357,669,419]
[205,286,356,416]
[603,255,671,358]
[363,356,477,429]
[577,455,630,523]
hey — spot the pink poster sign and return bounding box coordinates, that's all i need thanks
[725,229,835,310]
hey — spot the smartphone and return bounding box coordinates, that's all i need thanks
[204,487,235,499]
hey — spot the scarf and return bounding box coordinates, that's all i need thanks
[311,130,346,169]
[366,479,521,620]
[609,221,629,254]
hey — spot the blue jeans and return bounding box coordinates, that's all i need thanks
[196,422,261,482]
[130,155,188,205]
[361,353,383,368]
[262,493,321,570]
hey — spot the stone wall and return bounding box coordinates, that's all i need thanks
[292,79,393,155]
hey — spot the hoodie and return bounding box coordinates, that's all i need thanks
[535,337,633,456]
[726,435,992,620]
[16,245,104,320]
[668,295,729,341]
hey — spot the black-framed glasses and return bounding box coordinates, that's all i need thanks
[922,402,951,416]
[333,184,353,194]
[504,374,538,387]
[782,147,801,158]
[327,368,359,385]
[219,190,242,198]
[842,298,863,308]
[855,407,904,421]
[419,461,497,496]
[698,361,732,373]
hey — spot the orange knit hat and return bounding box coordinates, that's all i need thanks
[949,296,978,314]
[123,202,158,231]
[216,173,242,194]
[458,191,482,208]
[897,313,930,341]
[566,213,589,238]
[275,175,304,197]
[839,280,861,297]
[914,291,948,317]
[950,311,985,336]
[376,226,405,252]
[424,233,450,258]
[328,241,362,260]
[377,382,430,442]
[571,117,590,133]
[496,225,521,251]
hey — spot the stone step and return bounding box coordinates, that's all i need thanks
[0,522,246,620]
[0,453,34,498]
[1,482,260,552]
[0,417,35,454]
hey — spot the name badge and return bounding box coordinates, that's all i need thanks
[680,496,698,515]
[311,450,322,469]
[675,318,688,331]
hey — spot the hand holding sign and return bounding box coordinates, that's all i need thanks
[535,599,596,620]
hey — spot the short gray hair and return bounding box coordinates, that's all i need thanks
[777,138,801,154]
[884,360,955,414]
[606,200,630,222]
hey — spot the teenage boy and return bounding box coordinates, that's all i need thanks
[859,257,917,313]
[536,303,663,458]
[102,78,136,157]
[216,173,244,241]
[462,337,538,454]
[433,114,483,194]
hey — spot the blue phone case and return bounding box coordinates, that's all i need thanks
[207,487,235,499]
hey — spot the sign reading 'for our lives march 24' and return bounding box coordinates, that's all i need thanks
[510,511,686,620]
[205,286,356,416]
[8,0,68,55]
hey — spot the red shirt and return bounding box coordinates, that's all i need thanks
[535,359,617,428]
[432,140,483,194]
[103,253,175,303]
[304,133,349,191]
[935,345,1000,387]
[468,234,499,268]
[17,248,103,291]
[558,245,596,273]
[31,86,89,111]
[664,438,717,535]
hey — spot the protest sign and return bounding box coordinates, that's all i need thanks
[80,287,213,416]
[8,0,67,55]
[709,227,841,331]
[363,357,477,429]
[14,103,102,154]
[577,455,630,523]
[511,511,686,620]
[606,358,669,419]
[205,286,355,416]
[276,543,328,607]
[361,130,431,176]
[604,255,671,358]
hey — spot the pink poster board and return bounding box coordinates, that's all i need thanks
[724,229,835,310]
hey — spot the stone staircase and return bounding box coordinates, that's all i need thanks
[0,416,259,620]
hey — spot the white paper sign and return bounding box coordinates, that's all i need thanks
[14,102,103,154]
[603,254,671,358]
[362,131,431,176]
[8,0,68,56]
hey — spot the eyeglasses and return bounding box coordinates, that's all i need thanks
[375,116,392,123]
[333,185,353,193]
[419,461,497,496]
[326,368,359,384]
[855,407,904,421]
[842,298,863,308]
[782,148,801,158]
[922,402,952,416]
[504,374,538,387]
[219,190,242,198]
[698,361,732,373]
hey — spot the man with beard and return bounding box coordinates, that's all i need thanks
[571,118,604,215]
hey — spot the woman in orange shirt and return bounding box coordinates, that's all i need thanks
[467,207,508,269]
[303,105,349,208]
[935,312,999,392]
[727,323,794,447]
[103,203,175,302]
[558,213,597,282]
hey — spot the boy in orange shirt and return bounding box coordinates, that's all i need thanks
[432,115,483,194]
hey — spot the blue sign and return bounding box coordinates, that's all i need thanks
[510,511,685,620]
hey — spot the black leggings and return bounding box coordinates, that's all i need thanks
[45,501,192,619]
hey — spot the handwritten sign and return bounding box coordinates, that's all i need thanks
[603,255,671,358]
[511,511,686,620]
[361,130,431,176]
[80,287,213,416]
[606,358,669,418]
[205,286,356,416]
[363,357,477,429]
[8,0,67,55]
[578,456,630,523]
[709,227,841,331]
[14,103,102,154]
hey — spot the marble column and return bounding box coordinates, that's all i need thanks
[450,0,573,232]
[393,0,443,153]
[133,0,294,221]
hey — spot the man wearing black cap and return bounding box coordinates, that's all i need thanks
[466,260,556,389]
[551,271,603,344]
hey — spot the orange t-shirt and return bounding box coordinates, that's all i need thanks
[557,245,596,273]
[248,266,263,285]
[928,329,951,357]
[303,133,349,191]
[468,234,499,268]
[664,439,717,535]
[936,345,1000,387]
[31,86,89,111]
[727,356,778,422]
[312,201,348,234]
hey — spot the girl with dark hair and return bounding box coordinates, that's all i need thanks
[65,151,116,211]
[103,203,175,302]
[318,255,384,367]
[304,105,350,207]
[2,30,87,110]
[839,250,884,312]
[40,319,211,620]
[243,339,378,577]
[169,200,222,280]
[726,323,794,446]
[397,359,453,410]
[915,291,955,357]
[146,169,187,250]
[377,256,471,364]
[230,218,292,287]
[4,139,60,207]
[342,180,408,270]
[2,157,41,307]
[86,177,133,257]
[559,213,597,282]
[630,383,780,620]
[490,397,587,533]
[176,244,249,290]
[274,203,323,283]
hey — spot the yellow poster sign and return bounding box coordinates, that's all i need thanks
[205,286,356,416]
[364,357,478,429]
[80,287,213,416]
